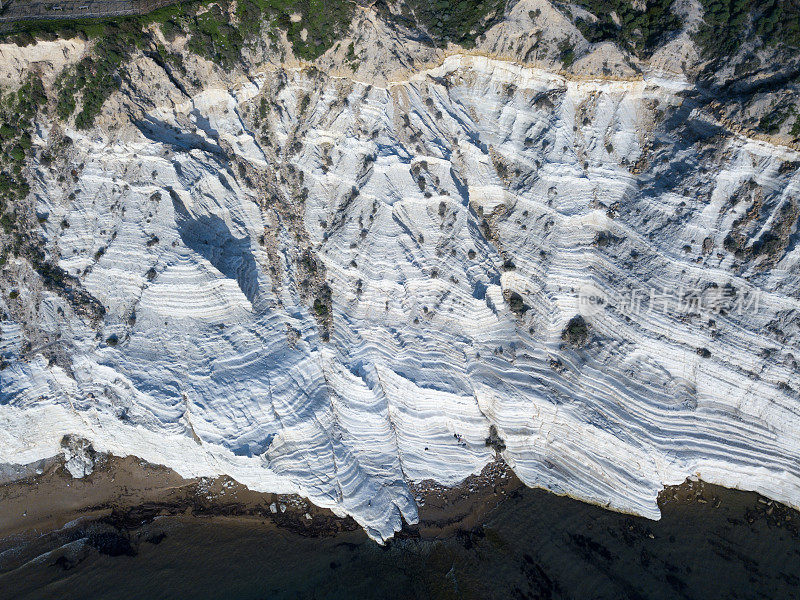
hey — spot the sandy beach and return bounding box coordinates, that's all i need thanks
[1,452,799,600]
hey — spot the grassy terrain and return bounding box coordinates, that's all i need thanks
[10,8,187,130]
[758,104,800,139]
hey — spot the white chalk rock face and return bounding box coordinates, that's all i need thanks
[61,435,96,478]
[2,54,800,541]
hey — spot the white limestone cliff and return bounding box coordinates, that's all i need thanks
[1,16,799,543]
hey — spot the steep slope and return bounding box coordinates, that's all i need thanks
[2,42,799,541]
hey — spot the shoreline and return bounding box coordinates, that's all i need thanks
[2,451,798,556]
[2,453,800,600]
[0,452,524,549]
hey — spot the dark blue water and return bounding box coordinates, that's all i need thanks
[1,481,798,600]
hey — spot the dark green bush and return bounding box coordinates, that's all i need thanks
[568,0,682,55]
[562,315,590,347]
[696,0,800,59]
[0,75,45,242]
[389,0,507,48]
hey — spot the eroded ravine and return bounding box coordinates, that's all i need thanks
[1,50,799,542]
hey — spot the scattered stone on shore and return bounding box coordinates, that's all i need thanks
[60,435,97,479]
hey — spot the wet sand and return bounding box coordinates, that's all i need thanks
[1,454,799,599]
[0,453,363,544]
[0,453,522,545]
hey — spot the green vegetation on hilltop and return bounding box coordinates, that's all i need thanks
[0,76,45,264]
[7,0,353,128]
[387,0,507,48]
[558,38,575,68]
[758,105,796,135]
[56,35,130,129]
[177,0,352,64]
[755,0,800,48]
[692,1,800,138]
[757,104,800,139]
[273,0,353,60]
[6,0,354,67]
[12,9,184,130]
[694,0,750,58]
[562,0,682,55]
[563,0,800,61]
[695,0,800,59]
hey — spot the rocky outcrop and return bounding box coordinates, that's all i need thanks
[1,4,799,543]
